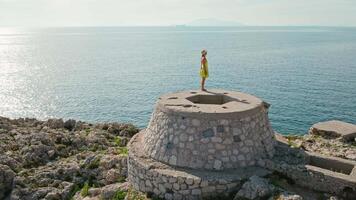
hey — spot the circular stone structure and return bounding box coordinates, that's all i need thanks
[128,90,276,199]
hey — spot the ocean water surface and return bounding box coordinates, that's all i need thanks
[0,26,355,134]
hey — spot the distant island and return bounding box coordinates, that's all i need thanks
[177,18,245,27]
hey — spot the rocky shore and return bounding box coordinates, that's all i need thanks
[1,116,355,200]
[0,116,142,200]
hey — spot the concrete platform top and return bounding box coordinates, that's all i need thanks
[156,89,266,117]
[310,120,356,141]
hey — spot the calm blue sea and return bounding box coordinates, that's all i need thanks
[0,26,355,134]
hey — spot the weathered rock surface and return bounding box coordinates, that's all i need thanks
[272,192,303,200]
[1,115,354,200]
[0,116,138,200]
[100,182,130,199]
[285,133,356,161]
[0,164,16,199]
[309,120,356,141]
[234,175,274,200]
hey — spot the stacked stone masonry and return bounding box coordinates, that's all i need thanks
[128,90,276,199]
[143,90,276,170]
[129,141,240,199]
[128,130,272,200]
[144,108,275,170]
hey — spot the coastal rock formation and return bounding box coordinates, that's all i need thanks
[0,116,138,200]
[1,96,356,200]
[0,164,15,199]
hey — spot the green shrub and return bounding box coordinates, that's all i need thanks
[85,128,91,135]
[113,190,127,200]
[117,147,128,156]
[82,156,102,169]
[117,175,126,183]
[114,137,122,146]
[81,182,90,197]
[68,184,81,200]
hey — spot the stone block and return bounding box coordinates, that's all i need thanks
[233,135,241,142]
[213,160,222,170]
[192,119,200,126]
[202,128,214,138]
[310,120,356,141]
[185,178,194,185]
[165,193,173,200]
[217,125,225,133]
[192,189,202,195]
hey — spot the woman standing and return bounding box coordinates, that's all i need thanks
[200,49,209,91]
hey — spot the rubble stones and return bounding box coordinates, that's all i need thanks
[0,164,15,199]
[0,116,138,200]
[234,176,274,200]
[272,192,303,200]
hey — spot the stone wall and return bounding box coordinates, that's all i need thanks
[128,131,271,200]
[260,138,356,199]
[143,106,275,170]
[128,152,240,200]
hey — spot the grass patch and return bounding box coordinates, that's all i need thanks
[81,182,90,197]
[287,140,299,148]
[89,144,101,152]
[82,156,102,169]
[349,140,356,147]
[285,135,302,148]
[113,190,127,200]
[68,184,82,200]
[88,157,101,169]
[117,175,126,183]
[114,137,123,146]
[85,128,91,135]
[285,134,302,141]
[117,147,128,156]
[126,187,148,200]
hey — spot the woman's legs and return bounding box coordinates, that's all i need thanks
[201,77,206,91]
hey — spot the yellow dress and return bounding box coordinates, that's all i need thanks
[200,59,209,78]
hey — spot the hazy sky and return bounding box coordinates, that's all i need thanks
[1,0,355,27]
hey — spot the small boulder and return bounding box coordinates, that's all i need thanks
[234,175,274,200]
[46,119,64,129]
[105,169,121,184]
[100,182,129,200]
[44,190,61,200]
[273,192,303,200]
[0,164,15,199]
[64,119,76,131]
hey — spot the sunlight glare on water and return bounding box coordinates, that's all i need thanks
[0,26,355,134]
